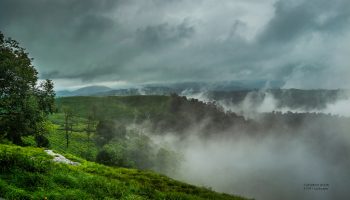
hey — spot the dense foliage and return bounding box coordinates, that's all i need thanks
[46,112,182,175]
[0,32,55,145]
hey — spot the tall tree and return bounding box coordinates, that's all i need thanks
[86,105,97,143]
[62,107,73,148]
[0,31,55,144]
[95,120,126,147]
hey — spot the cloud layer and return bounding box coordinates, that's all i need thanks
[1,0,349,89]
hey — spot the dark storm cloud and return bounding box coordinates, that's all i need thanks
[0,0,119,33]
[258,0,350,44]
[38,20,195,82]
[72,14,115,41]
[0,0,349,89]
[42,66,116,81]
[0,0,122,78]
[136,22,194,49]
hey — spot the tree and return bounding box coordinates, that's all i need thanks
[95,131,155,169]
[95,120,126,147]
[0,31,55,145]
[62,107,73,148]
[125,134,154,169]
[85,105,97,143]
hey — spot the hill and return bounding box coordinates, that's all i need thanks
[55,95,171,122]
[56,86,349,113]
[0,144,248,200]
[35,95,350,200]
[56,86,112,97]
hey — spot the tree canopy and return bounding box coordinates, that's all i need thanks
[0,31,55,145]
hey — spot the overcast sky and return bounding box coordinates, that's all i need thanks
[1,0,349,90]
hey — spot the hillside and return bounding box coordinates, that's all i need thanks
[55,95,171,122]
[43,95,350,200]
[56,89,350,117]
[0,144,248,200]
[0,95,252,199]
[54,95,247,137]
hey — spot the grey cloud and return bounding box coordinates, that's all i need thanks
[44,66,120,82]
[0,0,119,31]
[258,0,350,44]
[258,1,315,43]
[72,14,116,41]
[40,21,195,82]
[0,0,349,89]
[136,22,195,49]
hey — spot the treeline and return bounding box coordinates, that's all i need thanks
[53,91,350,173]
[56,94,350,139]
[152,93,247,135]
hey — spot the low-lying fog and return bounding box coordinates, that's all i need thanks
[150,91,350,200]
[182,89,350,118]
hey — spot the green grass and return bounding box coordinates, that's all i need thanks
[0,144,249,200]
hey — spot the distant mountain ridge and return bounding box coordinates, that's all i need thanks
[56,80,285,97]
[56,85,112,97]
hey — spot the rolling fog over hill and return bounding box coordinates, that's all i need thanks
[53,82,350,200]
[147,94,350,200]
[57,83,350,117]
[182,89,350,118]
[1,0,350,199]
[54,93,350,200]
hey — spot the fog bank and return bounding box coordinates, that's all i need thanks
[145,94,350,200]
[182,90,350,118]
[166,118,350,200]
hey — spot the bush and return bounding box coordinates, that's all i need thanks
[96,150,113,165]
[35,135,50,148]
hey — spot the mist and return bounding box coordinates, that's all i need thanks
[138,91,350,200]
[182,89,350,118]
[147,113,350,200]
[322,98,350,117]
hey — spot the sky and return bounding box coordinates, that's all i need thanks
[0,0,350,90]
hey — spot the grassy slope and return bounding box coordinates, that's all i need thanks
[0,144,249,200]
[1,96,249,199]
